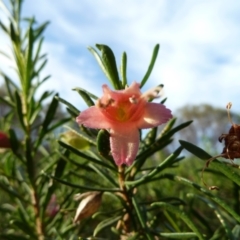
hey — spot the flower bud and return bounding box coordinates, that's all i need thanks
[60,131,90,150]
[0,131,11,149]
[46,194,60,217]
[73,191,102,223]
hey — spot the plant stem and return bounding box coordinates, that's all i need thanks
[118,165,134,233]
[31,189,45,240]
[26,116,45,239]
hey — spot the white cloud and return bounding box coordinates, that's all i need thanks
[1,0,240,114]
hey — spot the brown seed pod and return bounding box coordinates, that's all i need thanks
[73,191,103,223]
[202,103,240,190]
[218,103,240,159]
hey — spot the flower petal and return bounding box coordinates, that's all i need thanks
[110,125,139,166]
[137,103,172,129]
[76,107,112,129]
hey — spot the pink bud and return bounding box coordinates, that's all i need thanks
[0,131,11,149]
[46,194,60,217]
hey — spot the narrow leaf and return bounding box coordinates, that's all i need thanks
[120,52,127,87]
[55,96,80,116]
[151,202,204,240]
[58,140,117,171]
[25,26,34,95]
[43,173,121,192]
[73,87,98,100]
[74,88,95,107]
[15,91,26,131]
[126,146,183,186]
[162,173,240,223]
[93,216,122,237]
[96,44,121,90]
[179,140,240,187]
[140,44,160,88]
[41,93,59,131]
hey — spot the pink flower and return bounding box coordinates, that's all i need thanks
[0,131,11,149]
[76,82,172,166]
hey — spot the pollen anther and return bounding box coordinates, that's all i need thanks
[129,95,138,104]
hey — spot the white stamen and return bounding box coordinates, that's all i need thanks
[142,85,164,100]
[129,95,138,104]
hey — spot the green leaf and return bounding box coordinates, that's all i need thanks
[0,234,30,240]
[232,225,240,240]
[129,138,173,175]
[38,90,54,103]
[35,58,47,76]
[151,202,204,240]
[29,105,41,125]
[0,181,26,202]
[10,22,18,42]
[3,153,15,176]
[15,91,26,131]
[3,74,18,101]
[120,52,127,87]
[11,219,35,237]
[140,44,160,88]
[42,151,69,216]
[43,172,121,192]
[157,117,177,138]
[160,97,167,104]
[0,96,15,107]
[135,120,191,170]
[73,87,98,100]
[66,107,78,118]
[126,146,183,186]
[25,26,34,95]
[179,140,211,160]
[179,140,240,187]
[190,194,234,239]
[162,173,240,224]
[47,118,71,133]
[93,215,122,237]
[88,46,109,83]
[162,120,193,139]
[41,93,59,131]
[34,21,50,40]
[142,126,158,148]
[74,88,95,107]
[89,164,118,187]
[96,44,121,90]
[58,140,116,171]
[32,37,44,66]
[157,232,199,239]
[54,150,69,179]
[8,128,19,153]
[0,20,9,34]
[132,196,155,240]
[55,96,80,116]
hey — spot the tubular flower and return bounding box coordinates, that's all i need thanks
[76,82,172,166]
[0,131,11,149]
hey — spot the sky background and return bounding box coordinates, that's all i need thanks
[1,0,240,114]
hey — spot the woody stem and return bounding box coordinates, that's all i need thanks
[118,165,135,233]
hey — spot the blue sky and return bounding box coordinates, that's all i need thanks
[1,0,240,114]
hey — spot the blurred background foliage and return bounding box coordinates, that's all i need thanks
[1,1,240,240]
